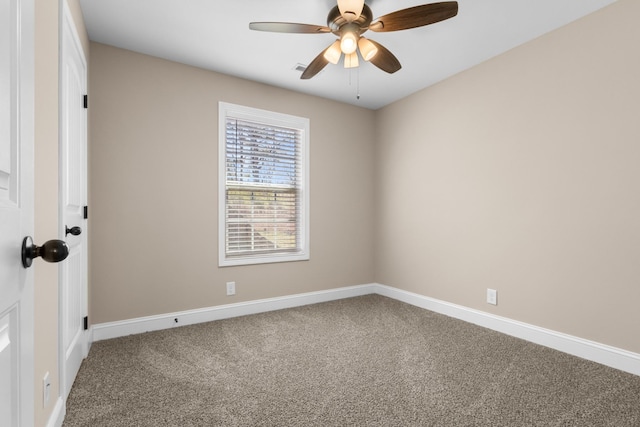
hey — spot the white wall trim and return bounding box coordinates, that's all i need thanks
[90,282,640,377]
[92,284,376,342]
[45,397,65,427]
[372,283,640,377]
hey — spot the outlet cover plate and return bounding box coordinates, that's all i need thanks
[226,281,236,296]
[487,288,497,305]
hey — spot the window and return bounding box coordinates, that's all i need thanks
[218,102,309,266]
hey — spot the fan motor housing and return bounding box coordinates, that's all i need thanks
[327,4,373,35]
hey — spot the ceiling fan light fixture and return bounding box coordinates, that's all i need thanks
[340,30,358,54]
[344,52,359,69]
[337,0,364,22]
[249,1,459,80]
[357,37,378,61]
[323,40,342,64]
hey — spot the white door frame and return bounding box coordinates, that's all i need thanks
[58,0,89,402]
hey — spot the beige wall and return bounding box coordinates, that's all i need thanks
[374,0,640,354]
[88,43,376,324]
[33,0,89,425]
[34,0,59,425]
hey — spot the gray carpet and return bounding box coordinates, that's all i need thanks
[63,295,640,426]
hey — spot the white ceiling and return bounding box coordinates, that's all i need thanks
[79,0,618,110]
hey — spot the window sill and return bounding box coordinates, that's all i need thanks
[218,252,310,267]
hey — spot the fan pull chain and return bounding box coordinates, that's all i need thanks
[347,67,360,101]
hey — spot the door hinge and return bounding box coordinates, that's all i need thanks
[83,316,88,330]
[83,205,88,219]
[83,94,88,109]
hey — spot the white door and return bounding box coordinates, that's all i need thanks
[0,0,35,425]
[60,3,88,400]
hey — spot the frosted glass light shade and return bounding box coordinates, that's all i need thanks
[358,38,378,61]
[340,31,358,54]
[323,40,342,64]
[338,0,364,22]
[344,52,359,68]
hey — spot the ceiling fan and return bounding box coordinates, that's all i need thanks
[249,0,459,79]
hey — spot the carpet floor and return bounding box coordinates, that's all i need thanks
[63,295,640,426]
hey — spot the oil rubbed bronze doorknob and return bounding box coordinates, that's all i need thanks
[21,236,69,268]
[65,225,82,236]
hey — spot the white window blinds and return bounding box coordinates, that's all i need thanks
[219,103,309,266]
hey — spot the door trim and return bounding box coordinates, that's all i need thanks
[58,0,89,404]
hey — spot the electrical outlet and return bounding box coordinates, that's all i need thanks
[43,372,51,407]
[226,281,236,296]
[487,288,497,305]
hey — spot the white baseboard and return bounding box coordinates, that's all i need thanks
[90,282,640,377]
[46,397,65,427]
[92,284,376,342]
[373,283,640,377]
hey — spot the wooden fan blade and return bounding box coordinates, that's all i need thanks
[301,48,331,79]
[367,39,401,74]
[249,22,331,34]
[369,1,458,32]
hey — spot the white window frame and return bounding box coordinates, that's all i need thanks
[218,102,310,267]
